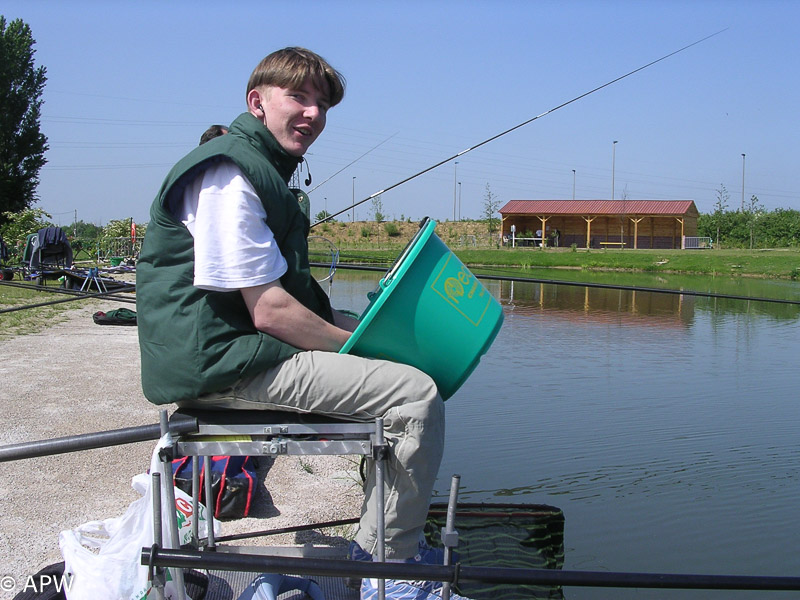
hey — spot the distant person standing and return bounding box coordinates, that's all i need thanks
[199,124,228,145]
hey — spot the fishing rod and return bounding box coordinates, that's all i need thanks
[309,261,800,306]
[0,418,197,463]
[313,28,728,227]
[481,271,800,306]
[145,547,800,592]
[0,278,135,297]
[0,280,137,314]
[307,131,398,195]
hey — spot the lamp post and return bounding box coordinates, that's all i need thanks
[453,161,459,221]
[741,153,746,210]
[351,176,356,222]
[572,169,576,200]
[612,141,618,201]
[458,182,462,220]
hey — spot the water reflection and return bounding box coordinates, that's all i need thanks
[501,280,695,330]
[479,267,800,322]
[441,277,800,598]
[324,269,800,598]
[478,266,800,303]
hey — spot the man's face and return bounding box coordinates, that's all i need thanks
[260,80,329,157]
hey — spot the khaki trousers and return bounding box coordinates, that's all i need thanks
[181,350,445,559]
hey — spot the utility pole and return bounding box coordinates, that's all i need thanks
[572,170,576,200]
[352,176,356,222]
[741,153,746,210]
[612,141,618,201]
[458,182,462,221]
[453,161,459,221]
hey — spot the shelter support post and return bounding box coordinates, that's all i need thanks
[538,217,549,247]
[630,217,644,249]
[583,216,596,249]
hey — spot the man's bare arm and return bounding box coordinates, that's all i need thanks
[241,280,351,352]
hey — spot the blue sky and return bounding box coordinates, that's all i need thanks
[4,0,798,227]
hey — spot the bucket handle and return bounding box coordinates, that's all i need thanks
[382,217,431,286]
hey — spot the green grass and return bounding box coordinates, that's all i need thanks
[0,281,89,339]
[330,246,800,280]
[5,244,797,343]
[465,247,800,279]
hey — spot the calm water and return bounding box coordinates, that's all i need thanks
[322,269,800,599]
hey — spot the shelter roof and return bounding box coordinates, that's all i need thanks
[499,200,698,216]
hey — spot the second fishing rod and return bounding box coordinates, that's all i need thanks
[311,28,727,228]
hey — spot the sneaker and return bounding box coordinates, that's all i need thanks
[413,540,454,565]
[349,539,373,562]
[350,540,463,598]
[346,540,373,588]
[349,540,454,565]
[401,540,458,593]
[361,577,472,600]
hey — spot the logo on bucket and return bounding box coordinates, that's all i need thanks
[431,254,493,326]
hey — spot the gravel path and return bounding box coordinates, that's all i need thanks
[0,300,363,599]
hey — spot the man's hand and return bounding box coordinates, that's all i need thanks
[332,309,360,333]
[241,280,351,352]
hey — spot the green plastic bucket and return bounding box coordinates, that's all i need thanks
[340,219,504,400]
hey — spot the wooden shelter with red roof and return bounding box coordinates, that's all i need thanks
[498,200,699,249]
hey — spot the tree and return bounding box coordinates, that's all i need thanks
[103,218,136,239]
[619,185,630,243]
[712,183,729,248]
[482,183,500,234]
[314,209,334,223]
[745,194,763,250]
[0,17,48,223]
[71,220,103,239]
[758,208,800,247]
[370,194,385,223]
[0,207,53,257]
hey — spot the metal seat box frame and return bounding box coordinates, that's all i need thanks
[150,408,389,600]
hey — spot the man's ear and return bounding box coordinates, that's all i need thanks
[246,88,265,116]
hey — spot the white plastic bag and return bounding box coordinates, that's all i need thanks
[59,435,220,600]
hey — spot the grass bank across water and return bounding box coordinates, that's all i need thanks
[310,221,800,279]
[327,245,800,280]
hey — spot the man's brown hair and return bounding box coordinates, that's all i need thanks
[247,47,345,107]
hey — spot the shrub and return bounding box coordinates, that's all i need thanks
[384,222,400,237]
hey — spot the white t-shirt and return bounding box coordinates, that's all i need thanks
[177,161,288,291]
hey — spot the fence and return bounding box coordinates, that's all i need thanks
[95,236,142,260]
[682,236,713,249]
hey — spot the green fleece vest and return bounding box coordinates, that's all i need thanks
[136,112,333,405]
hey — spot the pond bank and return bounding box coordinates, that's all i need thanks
[307,221,800,279]
[0,304,362,599]
[327,243,800,280]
